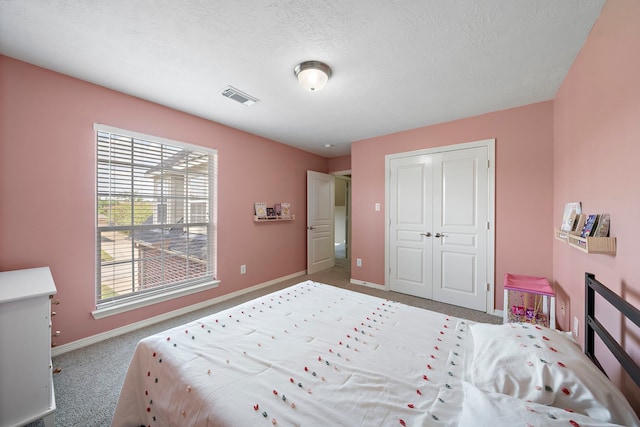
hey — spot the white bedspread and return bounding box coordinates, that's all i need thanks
[111,281,638,426]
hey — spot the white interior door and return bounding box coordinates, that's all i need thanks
[307,171,335,274]
[387,142,493,312]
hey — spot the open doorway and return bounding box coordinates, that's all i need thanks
[333,175,351,268]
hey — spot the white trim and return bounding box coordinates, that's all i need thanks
[93,123,217,155]
[351,277,504,318]
[54,270,306,357]
[350,278,384,289]
[384,138,496,313]
[92,280,221,319]
[486,140,496,315]
[384,139,491,161]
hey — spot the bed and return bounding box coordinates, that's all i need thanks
[112,276,640,426]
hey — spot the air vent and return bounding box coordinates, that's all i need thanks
[220,86,259,106]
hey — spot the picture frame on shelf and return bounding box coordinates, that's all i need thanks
[281,203,291,218]
[255,202,267,218]
[266,207,275,217]
[274,203,282,217]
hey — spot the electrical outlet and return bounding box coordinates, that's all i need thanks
[240,264,246,274]
[356,258,362,267]
[573,316,579,337]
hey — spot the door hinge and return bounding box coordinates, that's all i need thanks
[487,159,490,168]
[487,221,490,230]
[486,283,490,292]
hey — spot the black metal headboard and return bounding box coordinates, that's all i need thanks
[585,272,640,387]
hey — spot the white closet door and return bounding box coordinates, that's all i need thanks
[388,144,490,312]
[388,154,434,298]
[432,147,488,311]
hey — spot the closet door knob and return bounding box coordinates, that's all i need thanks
[420,232,432,237]
[435,233,446,238]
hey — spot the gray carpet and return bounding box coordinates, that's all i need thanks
[44,262,500,426]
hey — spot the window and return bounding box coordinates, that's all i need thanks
[94,124,217,318]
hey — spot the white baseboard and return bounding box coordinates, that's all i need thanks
[350,278,384,289]
[52,270,306,357]
[350,278,504,319]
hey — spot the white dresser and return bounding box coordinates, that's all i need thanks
[0,267,57,427]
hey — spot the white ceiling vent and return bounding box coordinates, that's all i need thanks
[220,86,259,106]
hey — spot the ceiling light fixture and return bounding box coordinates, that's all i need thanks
[294,61,332,92]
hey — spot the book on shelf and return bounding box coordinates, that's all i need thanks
[573,214,586,234]
[580,214,600,238]
[560,202,582,232]
[593,214,610,237]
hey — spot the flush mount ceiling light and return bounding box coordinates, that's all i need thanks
[294,61,332,92]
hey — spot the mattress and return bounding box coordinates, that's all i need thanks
[111,281,639,426]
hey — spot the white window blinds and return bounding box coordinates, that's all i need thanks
[95,124,217,307]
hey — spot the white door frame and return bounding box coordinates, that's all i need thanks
[384,139,496,313]
[332,172,351,260]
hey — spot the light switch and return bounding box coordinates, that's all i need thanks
[375,203,380,212]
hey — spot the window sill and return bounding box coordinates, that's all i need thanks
[91,280,220,319]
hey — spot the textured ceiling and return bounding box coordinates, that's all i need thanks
[0,0,605,158]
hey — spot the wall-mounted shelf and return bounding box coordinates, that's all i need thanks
[254,214,295,223]
[554,228,616,255]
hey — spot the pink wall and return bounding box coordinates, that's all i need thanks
[0,56,327,345]
[2,2,637,412]
[553,0,640,411]
[328,155,351,172]
[350,102,555,310]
